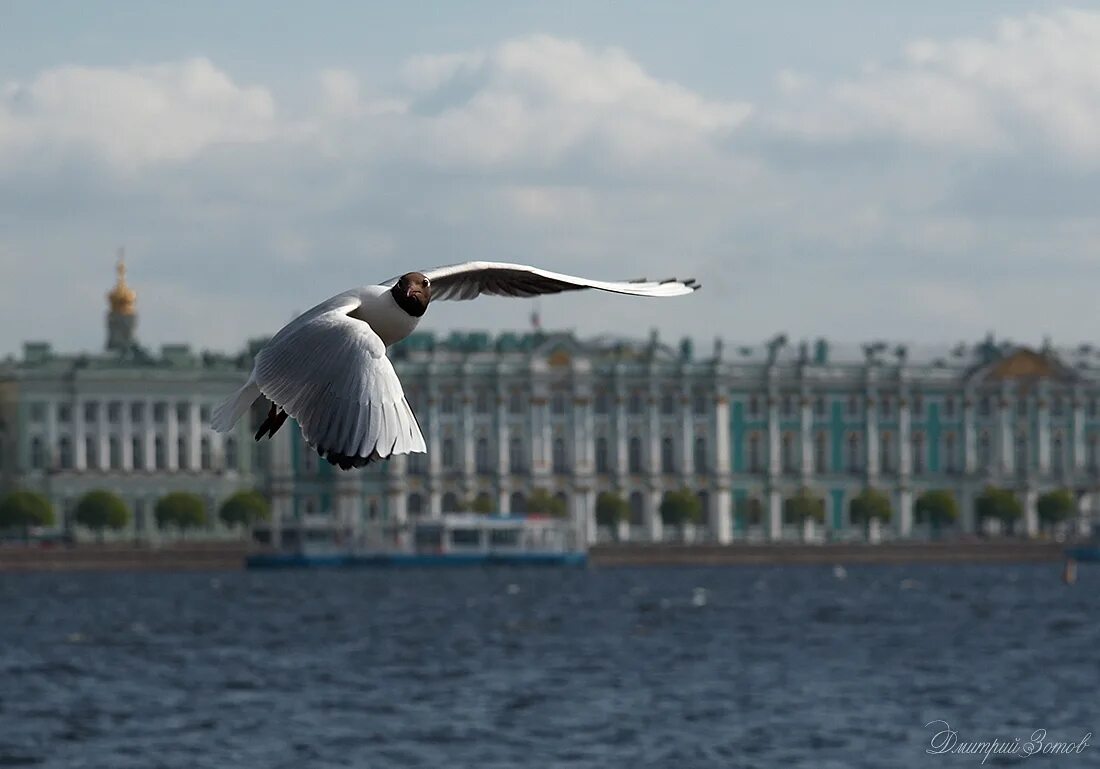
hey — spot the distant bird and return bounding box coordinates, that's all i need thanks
[211,261,700,469]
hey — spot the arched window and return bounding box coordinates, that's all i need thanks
[628,437,642,473]
[815,432,827,473]
[693,436,707,473]
[442,492,459,512]
[595,437,609,473]
[510,492,527,513]
[552,438,567,473]
[509,437,524,472]
[661,436,675,473]
[748,433,762,472]
[847,433,860,473]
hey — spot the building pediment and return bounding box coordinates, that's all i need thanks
[967,347,1076,385]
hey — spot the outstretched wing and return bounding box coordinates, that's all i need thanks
[385,261,700,302]
[252,291,426,469]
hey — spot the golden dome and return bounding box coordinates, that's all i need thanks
[108,250,137,316]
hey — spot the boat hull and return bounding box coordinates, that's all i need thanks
[1064,546,1100,562]
[246,551,588,569]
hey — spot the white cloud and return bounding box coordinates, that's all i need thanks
[0,57,276,173]
[771,9,1100,163]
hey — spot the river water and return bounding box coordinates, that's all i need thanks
[1,563,1096,768]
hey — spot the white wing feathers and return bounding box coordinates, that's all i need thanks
[251,291,425,467]
[385,261,700,302]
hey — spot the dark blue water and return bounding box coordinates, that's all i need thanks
[1,563,1097,768]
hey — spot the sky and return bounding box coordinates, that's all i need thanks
[1,1,1098,357]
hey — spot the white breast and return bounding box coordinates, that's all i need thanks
[353,285,421,347]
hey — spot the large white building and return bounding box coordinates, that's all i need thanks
[2,260,1098,544]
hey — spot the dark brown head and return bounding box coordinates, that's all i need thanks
[391,271,432,317]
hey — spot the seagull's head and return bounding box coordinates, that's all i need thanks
[391,272,432,317]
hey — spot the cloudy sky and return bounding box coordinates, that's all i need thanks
[1,1,1097,357]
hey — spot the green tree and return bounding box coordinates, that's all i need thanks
[74,490,130,542]
[527,488,567,517]
[595,491,630,528]
[784,488,825,524]
[660,488,702,527]
[914,489,959,533]
[155,492,208,536]
[1037,489,1075,527]
[974,486,1023,533]
[0,490,54,539]
[218,490,270,528]
[849,487,893,525]
[468,494,495,514]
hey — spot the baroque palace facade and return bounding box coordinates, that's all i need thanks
[2,259,1098,544]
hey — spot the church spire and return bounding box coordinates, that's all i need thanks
[106,247,138,352]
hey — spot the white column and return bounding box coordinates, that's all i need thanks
[614,392,628,478]
[1037,397,1050,474]
[767,396,780,478]
[963,398,976,474]
[1023,488,1038,537]
[143,399,155,470]
[865,394,879,480]
[646,487,663,541]
[573,487,596,547]
[713,395,732,544]
[496,395,509,476]
[800,396,813,481]
[898,487,913,536]
[96,403,108,472]
[574,397,592,477]
[188,403,201,471]
[121,402,134,470]
[679,394,693,481]
[166,403,179,471]
[767,488,782,541]
[427,391,441,516]
[45,401,58,470]
[898,398,912,478]
[1072,397,1086,472]
[999,397,1013,475]
[647,391,660,476]
[73,398,86,471]
[461,393,474,480]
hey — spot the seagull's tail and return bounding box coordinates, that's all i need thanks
[211,379,262,433]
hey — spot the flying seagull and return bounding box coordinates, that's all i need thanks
[211,261,700,470]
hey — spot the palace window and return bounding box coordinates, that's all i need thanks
[628,391,643,415]
[441,391,456,414]
[815,432,828,473]
[476,438,491,474]
[1089,435,1099,473]
[132,437,144,470]
[693,436,708,473]
[85,436,97,469]
[178,437,188,470]
[748,396,760,419]
[509,390,525,414]
[407,494,423,517]
[31,436,44,469]
[1090,398,1099,418]
[553,438,567,473]
[781,394,794,418]
[693,391,708,416]
[847,396,859,417]
[814,396,826,418]
[979,431,992,469]
[1053,396,1064,417]
[661,436,675,473]
[595,437,609,473]
[59,436,73,470]
[131,402,144,423]
[107,402,121,423]
[880,431,893,473]
[200,404,211,423]
[944,397,956,419]
[84,402,98,423]
[408,452,426,475]
[30,403,45,423]
[781,433,796,473]
[442,438,455,469]
[200,437,211,470]
[594,391,609,415]
[551,392,566,415]
[154,437,166,470]
[944,433,957,473]
[109,437,121,469]
[661,392,675,415]
[748,433,762,473]
[1052,433,1064,474]
[912,433,925,474]
[846,433,860,473]
[475,390,491,414]
[153,402,167,422]
[979,396,991,417]
[1016,397,1028,417]
[175,403,189,423]
[1014,433,1028,476]
[58,404,72,423]
[509,437,525,472]
[628,437,643,473]
[225,437,238,470]
[880,396,892,419]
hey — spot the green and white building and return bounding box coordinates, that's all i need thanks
[2,261,1097,544]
